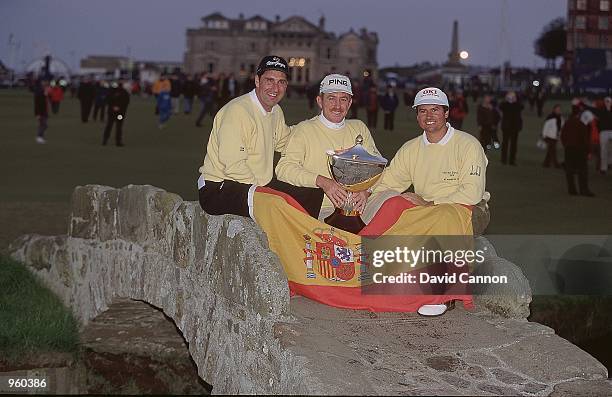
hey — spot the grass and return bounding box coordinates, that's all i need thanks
[0,255,79,361]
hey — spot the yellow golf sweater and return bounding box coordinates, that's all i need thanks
[199,90,291,186]
[374,127,487,205]
[276,115,381,210]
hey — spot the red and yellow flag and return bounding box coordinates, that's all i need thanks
[253,187,474,312]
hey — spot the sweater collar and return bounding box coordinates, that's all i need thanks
[422,123,454,146]
[318,113,345,130]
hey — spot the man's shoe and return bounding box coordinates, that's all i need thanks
[36,137,46,144]
[116,143,124,147]
[417,301,455,317]
[580,191,595,197]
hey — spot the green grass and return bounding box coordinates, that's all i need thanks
[0,255,79,361]
[0,88,611,255]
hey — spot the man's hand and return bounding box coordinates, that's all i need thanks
[401,192,433,207]
[316,175,348,208]
[352,190,371,213]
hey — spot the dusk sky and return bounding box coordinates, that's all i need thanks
[1,0,566,72]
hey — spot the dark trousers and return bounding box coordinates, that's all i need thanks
[93,102,106,121]
[199,179,324,219]
[564,148,590,194]
[543,138,559,167]
[51,101,60,114]
[80,99,93,122]
[383,111,395,130]
[103,113,124,145]
[195,98,213,126]
[37,116,48,138]
[501,128,519,164]
[479,126,493,148]
[367,110,378,129]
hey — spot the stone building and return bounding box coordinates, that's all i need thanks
[184,12,378,86]
[565,0,612,89]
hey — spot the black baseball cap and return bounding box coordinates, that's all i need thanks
[256,55,289,77]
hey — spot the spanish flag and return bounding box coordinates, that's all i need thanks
[253,187,474,312]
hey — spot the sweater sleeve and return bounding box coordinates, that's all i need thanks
[433,140,487,205]
[275,129,319,187]
[373,142,413,194]
[215,108,257,183]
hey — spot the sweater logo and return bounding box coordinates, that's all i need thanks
[469,165,481,176]
[442,170,459,181]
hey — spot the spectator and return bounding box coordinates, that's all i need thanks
[541,104,563,168]
[499,91,524,165]
[102,79,130,147]
[366,85,378,131]
[476,95,499,151]
[77,75,96,123]
[92,80,109,122]
[48,80,64,115]
[380,85,399,131]
[195,72,215,127]
[448,90,469,129]
[33,79,50,144]
[182,74,198,115]
[561,103,594,197]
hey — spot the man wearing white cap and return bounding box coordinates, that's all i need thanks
[371,86,488,316]
[276,73,381,219]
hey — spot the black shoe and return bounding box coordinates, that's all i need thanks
[569,190,578,196]
[116,143,124,147]
[580,191,595,197]
[102,141,108,146]
[195,123,201,127]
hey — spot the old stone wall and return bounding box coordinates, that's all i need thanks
[9,184,608,395]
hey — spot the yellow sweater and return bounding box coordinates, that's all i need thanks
[199,91,291,185]
[276,115,381,210]
[374,127,487,205]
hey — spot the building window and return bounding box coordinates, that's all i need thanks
[601,0,610,11]
[576,0,587,10]
[575,32,585,48]
[575,15,586,29]
[250,42,256,51]
[326,48,331,59]
[599,16,609,29]
[249,64,255,73]
[208,63,214,73]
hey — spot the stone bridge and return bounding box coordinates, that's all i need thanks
[9,185,611,395]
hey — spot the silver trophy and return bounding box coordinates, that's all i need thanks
[325,135,388,233]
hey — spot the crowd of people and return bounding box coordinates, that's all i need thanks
[29,61,611,199]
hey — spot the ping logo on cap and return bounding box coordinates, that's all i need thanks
[328,78,348,86]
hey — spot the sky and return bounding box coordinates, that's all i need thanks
[0,0,567,73]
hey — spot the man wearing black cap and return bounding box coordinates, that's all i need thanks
[197,55,294,217]
[102,78,130,147]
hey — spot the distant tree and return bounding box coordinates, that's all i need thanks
[534,17,567,69]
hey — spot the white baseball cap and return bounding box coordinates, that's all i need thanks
[413,87,449,108]
[319,74,353,95]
